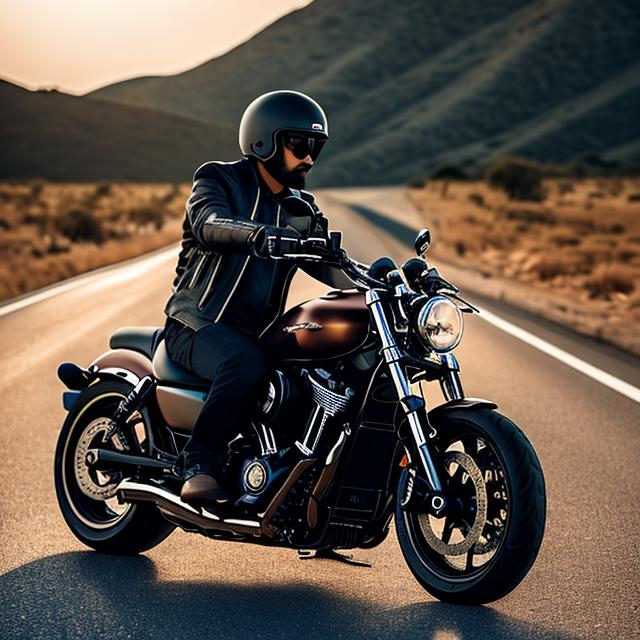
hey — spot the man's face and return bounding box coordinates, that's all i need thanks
[263,132,325,190]
[281,145,313,188]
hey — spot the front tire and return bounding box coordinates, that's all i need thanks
[54,378,175,554]
[395,407,546,604]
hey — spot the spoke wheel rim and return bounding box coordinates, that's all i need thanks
[61,392,133,530]
[402,426,511,582]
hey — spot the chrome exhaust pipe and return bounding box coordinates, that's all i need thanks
[116,479,262,536]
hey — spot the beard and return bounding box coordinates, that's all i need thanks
[263,149,311,189]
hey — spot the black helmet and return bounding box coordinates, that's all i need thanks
[239,90,328,161]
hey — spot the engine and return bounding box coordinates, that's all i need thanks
[232,366,354,508]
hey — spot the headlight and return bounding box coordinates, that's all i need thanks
[416,296,463,352]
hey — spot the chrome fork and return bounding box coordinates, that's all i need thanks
[365,289,443,496]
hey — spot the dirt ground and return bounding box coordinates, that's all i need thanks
[0,181,189,301]
[408,177,640,356]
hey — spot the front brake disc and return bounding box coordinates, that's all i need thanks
[417,451,488,556]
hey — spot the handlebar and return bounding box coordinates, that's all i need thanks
[263,230,389,290]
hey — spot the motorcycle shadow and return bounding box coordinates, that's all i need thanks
[1,552,578,640]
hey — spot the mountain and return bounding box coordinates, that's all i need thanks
[90,0,640,186]
[0,80,236,182]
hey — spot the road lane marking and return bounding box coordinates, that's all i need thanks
[477,306,640,404]
[0,245,179,318]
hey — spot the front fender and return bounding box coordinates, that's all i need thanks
[427,397,498,421]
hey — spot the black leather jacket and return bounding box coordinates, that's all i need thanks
[163,158,351,340]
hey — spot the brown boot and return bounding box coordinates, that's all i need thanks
[181,473,230,506]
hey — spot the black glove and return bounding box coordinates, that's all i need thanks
[251,225,302,258]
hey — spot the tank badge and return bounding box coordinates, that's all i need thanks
[283,322,323,333]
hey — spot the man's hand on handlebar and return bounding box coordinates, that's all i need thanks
[251,225,302,258]
[252,226,344,263]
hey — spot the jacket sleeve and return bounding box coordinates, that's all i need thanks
[186,163,263,253]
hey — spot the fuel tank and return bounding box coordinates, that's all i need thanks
[260,288,370,361]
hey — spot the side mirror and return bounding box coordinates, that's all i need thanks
[415,228,431,257]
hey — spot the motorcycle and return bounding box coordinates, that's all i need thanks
[54,204,546,605]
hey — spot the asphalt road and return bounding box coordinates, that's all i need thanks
[1,189,639,640]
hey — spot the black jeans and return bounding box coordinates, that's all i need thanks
[163,318,268,480]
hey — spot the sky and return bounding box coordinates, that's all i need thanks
[0,0,312,94]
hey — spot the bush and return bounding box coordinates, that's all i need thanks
[468,193,485,207]
[94,181,113,198]
[486,157,545,201]
[431,164,469,181]
[585,264,636,299]
[55,209,104,244]
[406,176,427,188]
[127,206,165,230]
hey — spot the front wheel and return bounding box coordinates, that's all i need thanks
[395,407,546,604]
[54,378,175,554]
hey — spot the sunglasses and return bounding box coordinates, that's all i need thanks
[282,133,326,160]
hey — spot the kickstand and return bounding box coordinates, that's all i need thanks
[298,548,371,567]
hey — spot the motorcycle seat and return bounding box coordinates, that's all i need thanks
[152,340,211,388]
[109,326,164,360]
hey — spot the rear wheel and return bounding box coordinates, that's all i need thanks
[54,378,175,554]
[395,408,546,604]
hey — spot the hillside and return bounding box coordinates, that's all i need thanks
[0,81,237,182]
[90,0,640,186]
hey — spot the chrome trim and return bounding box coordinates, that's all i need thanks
[365,290,442,493]
[325,429,347,466]
[253,419,278,456]
[214,187,261,323]
[98,367,140,386]
[116,479,262,534]
[416,296,464,353]
[439,353,464,401]
[308,374,350,416]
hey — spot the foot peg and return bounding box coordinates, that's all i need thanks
[298,548,371,567]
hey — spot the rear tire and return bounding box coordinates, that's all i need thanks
[395,407,546,604]
[54,378,175,554]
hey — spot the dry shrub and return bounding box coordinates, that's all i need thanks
[55,208,104,244]
[486,157,545,201]
[521,253,587,280]
[127,205,165,230]
[558,180,575,195]
[504,208,557,225]
[548,229,581,247]
[468,193,485,207]
[584,264,637,299]
[614,246,638,263]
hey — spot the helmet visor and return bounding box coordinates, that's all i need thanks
[282,132,326,161]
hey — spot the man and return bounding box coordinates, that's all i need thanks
[162,90,350,506]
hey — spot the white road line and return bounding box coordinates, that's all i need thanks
[477,306,640,404]
[0,245,179,318]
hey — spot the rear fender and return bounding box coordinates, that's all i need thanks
[89,349,154,384]
[58,349,154,411]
